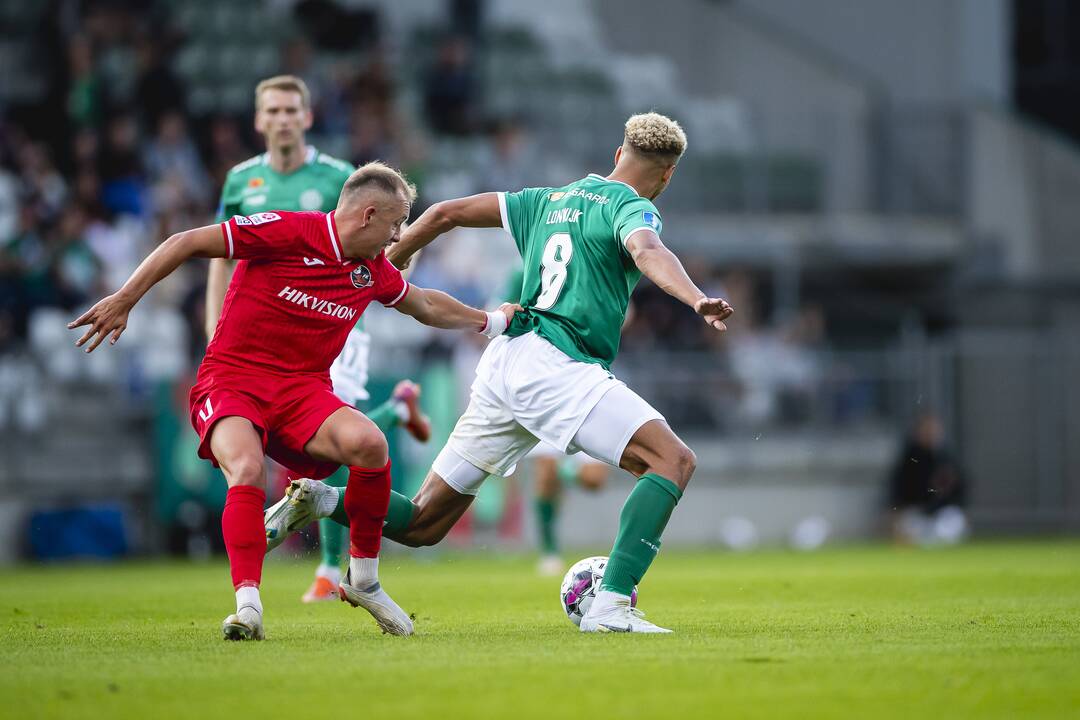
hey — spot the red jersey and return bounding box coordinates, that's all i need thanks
[204,210,409,377]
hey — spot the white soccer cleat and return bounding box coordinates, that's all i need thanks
[338,569,414,636]
[579,599,672,634]
[537,554,565,577]
[264,478,333,553]
[222,605,265,641]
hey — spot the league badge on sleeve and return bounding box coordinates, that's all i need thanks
[234,212,281,226]
[642,211,662,233]
[350,265,373,288]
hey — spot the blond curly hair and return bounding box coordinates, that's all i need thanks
[623,112,687,163]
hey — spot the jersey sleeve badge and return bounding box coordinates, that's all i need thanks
[234,212,282,226]
[642,211,662,232]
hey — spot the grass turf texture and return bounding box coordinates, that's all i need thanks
[2,541,1078,720]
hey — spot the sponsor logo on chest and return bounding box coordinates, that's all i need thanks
[276,286,358,320]
[299,189,324,210]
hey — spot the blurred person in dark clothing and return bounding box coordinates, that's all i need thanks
[99,114,146,217]
[888,411,968,545]
[349,110,396,168]
[133,36,186,130]
[49,205,103,309]
[422,36,478,136]
[475,117,535,193]
[143,111,211,208]
[206,115,251,187]
[67,34,105,130]
[18,142,68,223]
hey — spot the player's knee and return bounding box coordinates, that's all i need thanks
[224,454,265,488]
[340,424,388,468]
[672,444,697,488]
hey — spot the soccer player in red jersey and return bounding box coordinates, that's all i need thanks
[69,163,520,640]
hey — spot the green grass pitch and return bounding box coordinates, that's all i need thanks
[2,541,1078,719]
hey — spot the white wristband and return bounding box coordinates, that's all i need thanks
[480,310,508,339]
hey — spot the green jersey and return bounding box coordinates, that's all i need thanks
[499,173,662,370]
[215,146,353,222]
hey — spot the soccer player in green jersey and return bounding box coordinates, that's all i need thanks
[206,75,431,604]
[266,112,732,632]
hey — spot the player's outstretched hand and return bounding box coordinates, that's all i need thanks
[498,302,524,324]
[68,292,133,353]
[694,297,734,332]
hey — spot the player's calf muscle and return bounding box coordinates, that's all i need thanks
[388,472,473,547]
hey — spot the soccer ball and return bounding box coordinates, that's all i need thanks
[559,555,637,626]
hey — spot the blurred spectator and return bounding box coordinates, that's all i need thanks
[206,115,251,187]
[888,411,969,545]
[352,52,397,121]
[423,36,479,136]
[0,206,44,340]
[72,128,100,173]
[18,142,68,223]
[133,36,186,130]
[349,110,396,168]
[291,0,380,53]
[143,111,211,209]
[99,114,147,217]
[474,117,535,192]
[49,205,102,309]
[67,34,104,129]
[0,164,17,243]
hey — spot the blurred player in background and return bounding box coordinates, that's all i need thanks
[530,445,608,575]
[71,163,520,640]
[206,76,431,603]
[267,113,733,633]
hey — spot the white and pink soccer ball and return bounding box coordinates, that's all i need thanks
[559,555,638,626]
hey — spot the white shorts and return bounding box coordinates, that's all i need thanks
[443,332,664,493]
[527,441,581,461]
[329,325,370,405]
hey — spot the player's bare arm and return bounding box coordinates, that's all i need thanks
[625,228,734,331]
[205,257,237,340]
[387,192,502,269]
[69,224,227,352]
[394,284,521,333]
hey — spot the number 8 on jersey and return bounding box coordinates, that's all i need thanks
[536,233,573,310]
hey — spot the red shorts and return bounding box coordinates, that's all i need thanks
[188,367,347,480]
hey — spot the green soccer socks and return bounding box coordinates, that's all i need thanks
[601,473,682,596]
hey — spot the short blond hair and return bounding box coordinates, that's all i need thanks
[255,75,311,109]
[339,161,418,207]
[623,112,687,164]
